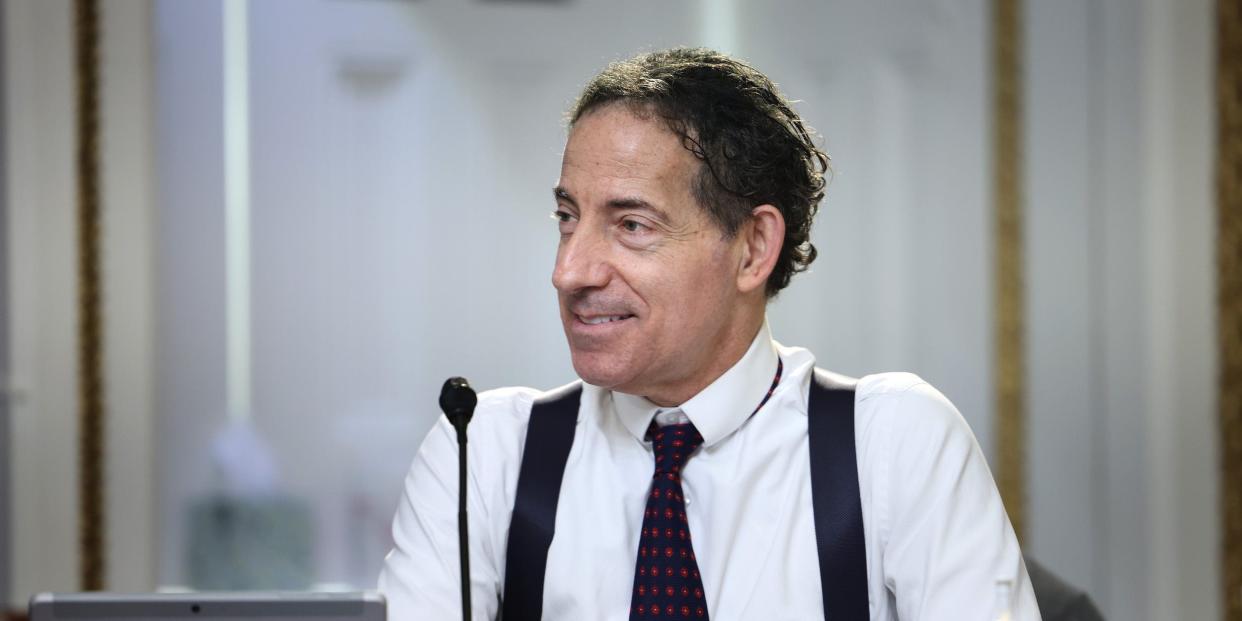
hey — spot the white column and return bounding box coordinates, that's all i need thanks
[101,0,158,593]
[700,0,740,55]
[4,0,79,605]
[223,0,252,425]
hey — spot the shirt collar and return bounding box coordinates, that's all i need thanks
[610,319,780,447]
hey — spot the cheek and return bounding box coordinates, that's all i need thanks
[620,234,741,317]
[652,255,735,315]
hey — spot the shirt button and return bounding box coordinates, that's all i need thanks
[684,496,692,506]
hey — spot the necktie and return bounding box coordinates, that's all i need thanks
[627,359,783,619]
[630,421,708,619]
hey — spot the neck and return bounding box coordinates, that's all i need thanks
[642,306,766,407]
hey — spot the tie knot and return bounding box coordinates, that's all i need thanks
[649,422,704,475]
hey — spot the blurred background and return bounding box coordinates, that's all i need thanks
[1,0,1233,619]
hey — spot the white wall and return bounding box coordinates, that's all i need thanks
[5,0,80,603]
[746,0,994,453]
[1025,0,1219,619]
[100,0,158,593]
[3,0,157,606]
[1139,3,1218,617]
[151,0,230,591]
[0,0,11,607]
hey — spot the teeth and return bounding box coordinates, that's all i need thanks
[583,315,627,325]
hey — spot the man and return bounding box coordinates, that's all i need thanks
[380,48,1040,620]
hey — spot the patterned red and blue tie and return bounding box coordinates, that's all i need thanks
[628,359,783,619]
[630,421,708,619]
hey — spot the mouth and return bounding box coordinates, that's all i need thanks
[575,313,636,326]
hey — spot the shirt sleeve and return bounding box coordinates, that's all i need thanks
[379,389,534,621]
[873,379,1042,621]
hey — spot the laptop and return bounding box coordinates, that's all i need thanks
[28,591,386,621]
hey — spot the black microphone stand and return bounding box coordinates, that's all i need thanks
[440,377,478,621]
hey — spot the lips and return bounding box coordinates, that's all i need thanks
[578,314,634,325]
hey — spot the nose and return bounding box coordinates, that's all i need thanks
[552,223,611,294]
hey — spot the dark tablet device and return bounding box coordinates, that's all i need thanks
[28,591,386,621]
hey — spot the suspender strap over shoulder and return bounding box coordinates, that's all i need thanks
[501,369,867,620]
[808,368,868,620]
[501,382,582,621]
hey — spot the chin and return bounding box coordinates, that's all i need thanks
[569,350,638,390]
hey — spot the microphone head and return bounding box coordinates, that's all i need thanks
[439,376,477,425]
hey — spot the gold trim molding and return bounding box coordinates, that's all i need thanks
[991,0,1027,541]
[74,0,105,591]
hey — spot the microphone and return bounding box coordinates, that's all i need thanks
[440,376,477,431]
[439,377,477,621]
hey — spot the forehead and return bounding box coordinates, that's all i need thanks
[559,104,700,205]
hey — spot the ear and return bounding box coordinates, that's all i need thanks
[736,204,785,295]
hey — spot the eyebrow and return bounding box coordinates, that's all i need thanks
[553,186,576,206]
[553,186,672,222]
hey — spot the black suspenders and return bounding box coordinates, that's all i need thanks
[501,368,867,620]
[501,382,582,621]
[807,369,868,620]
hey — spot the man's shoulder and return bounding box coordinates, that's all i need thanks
[471,381,584,425]
[445,381,583,459]
[854,370,931,399]
[848,371,973,444]
[787,345,964,434]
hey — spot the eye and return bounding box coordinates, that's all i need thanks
[620,218,649,233]
[552,209,577,235]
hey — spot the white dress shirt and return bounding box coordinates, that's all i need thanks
[380,323,1041,620]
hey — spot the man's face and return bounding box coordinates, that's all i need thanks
[552,104,750,403]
